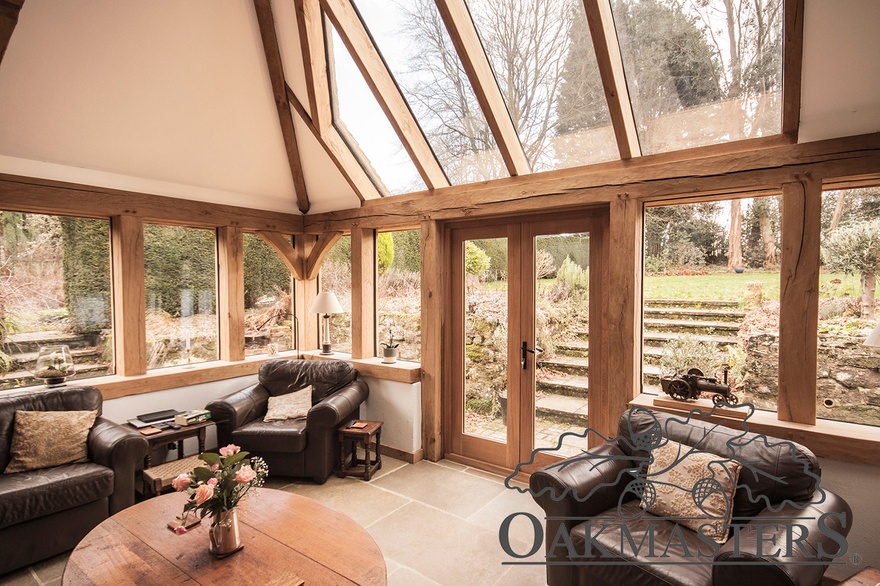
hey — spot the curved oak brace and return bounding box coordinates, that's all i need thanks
[304,231,343,280]
[256,231,304,281]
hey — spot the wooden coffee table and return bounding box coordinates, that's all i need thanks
[62,489,386,585]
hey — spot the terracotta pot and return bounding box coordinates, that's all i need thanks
[208,509,242,557]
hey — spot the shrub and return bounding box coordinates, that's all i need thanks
[465,241,490,277]
[659,334,724,377]
[377,232,394,275]
[557,256,588,291]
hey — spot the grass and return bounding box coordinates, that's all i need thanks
[643,270,864,301]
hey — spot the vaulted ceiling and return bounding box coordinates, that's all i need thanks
[0,0,878,216]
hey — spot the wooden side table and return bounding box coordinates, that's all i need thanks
[140,420,214,468]
[839,567,880,586]
[337,420,383,481]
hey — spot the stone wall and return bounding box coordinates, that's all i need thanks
[742,332,880,425]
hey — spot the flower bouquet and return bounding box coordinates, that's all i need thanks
[171,444,268,556]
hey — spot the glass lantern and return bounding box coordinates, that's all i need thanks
[34,345,75,387]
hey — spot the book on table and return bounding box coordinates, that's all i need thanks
[136,409,181,424]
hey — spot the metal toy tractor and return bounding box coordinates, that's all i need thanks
[660,368,738,406]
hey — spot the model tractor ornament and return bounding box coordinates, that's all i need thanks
[660,368,738,406]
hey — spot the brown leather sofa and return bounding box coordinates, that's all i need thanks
[0,386,149,575]
[530,407,852,586]
[206,359,368,483]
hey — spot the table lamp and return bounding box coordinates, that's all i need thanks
[865,320,880,352]
[309,291,344,355]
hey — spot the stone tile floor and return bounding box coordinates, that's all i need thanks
[0,458,548,586]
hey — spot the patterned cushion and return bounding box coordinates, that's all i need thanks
[3,410,97,474]
[264,386,312,422]
[642,439,742,543]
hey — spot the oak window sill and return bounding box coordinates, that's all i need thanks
[299,350,421,383]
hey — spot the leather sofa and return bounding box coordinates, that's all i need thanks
[206,359,368,483]
[0,385,149,575]
[530,407,852,586]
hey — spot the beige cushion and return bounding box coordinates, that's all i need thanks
[642,439,742,543]
[4,410,97,474]
[264,386,312,422]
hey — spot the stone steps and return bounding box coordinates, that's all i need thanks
[4,331,102,353]
[644,307,746,322]
[536,373,589,397]
[10,346,103,369]
[643,318,741,335]
[645,299,742,310]
[534,392,588,427]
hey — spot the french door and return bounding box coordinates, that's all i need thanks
[446,212,606,475]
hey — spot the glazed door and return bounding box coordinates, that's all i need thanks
[447,214,604,474]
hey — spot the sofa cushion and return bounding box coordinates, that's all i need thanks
[232,418,307,454]
[258,359,357,404]
[0,462,113,530]
[264,386,312,422]
[4,410,97,474]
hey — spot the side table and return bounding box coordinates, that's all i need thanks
[337,420,383,481]
[839,567,880,586]
[140,420,214,468]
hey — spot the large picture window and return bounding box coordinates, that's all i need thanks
[376,229,421,362]
[643,196,781,412]
[243,233,293,356]
[0,212,113,390]
[144,224,218,369]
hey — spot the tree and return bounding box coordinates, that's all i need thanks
[377,232,395,275]
[823,219,880,320]
[743,197,779,268]
[60,218,111,332]
[465,241,491,277]
[727,199,743,271]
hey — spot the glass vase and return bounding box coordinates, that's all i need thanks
[208,509,243,558]
[33,345,75,387]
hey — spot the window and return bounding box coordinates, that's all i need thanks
[144,224,218,369]
[319,235,352,354]
[243,233,293,356]
[643,196,781,414]
[818,186,880,427]
[352,0,507,184]
[0,212,113,390]
[376,230,421,361]
[466,0,616,171]
[612,0,783,154]
[326,20,427,196]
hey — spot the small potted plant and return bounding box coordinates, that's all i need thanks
[380,329,399,364]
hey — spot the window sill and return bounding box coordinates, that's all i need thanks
[630,393,880,466]
[299,350,421,383]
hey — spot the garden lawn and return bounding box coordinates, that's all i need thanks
[642,271,864,301]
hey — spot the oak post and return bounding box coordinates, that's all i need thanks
[111,215,147,376]
[218,226,245,362]
[778,176,821,424]
[420,220,444,461]
[350,226,376,359]
[294,236,320,351]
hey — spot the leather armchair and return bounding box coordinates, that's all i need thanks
[206,359,368,483]
[530,408,852,586]
[0,385,149,575]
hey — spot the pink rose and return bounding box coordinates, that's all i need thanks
[171,473,191,492]
[219,444,241,457]
[174,525,188,535]
[235,465,257,484]
[194,483,214,505]
[207,477,219,487]
[211,463,219,472]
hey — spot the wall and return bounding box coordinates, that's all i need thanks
[818,457,880,581]
[359,376,422,459]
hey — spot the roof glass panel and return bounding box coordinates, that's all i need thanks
[326,21,426,196]
[465,0,617,171]
[611,0,783,155]
[351,0,506,185]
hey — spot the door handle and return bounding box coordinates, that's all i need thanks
[521,341,543,369]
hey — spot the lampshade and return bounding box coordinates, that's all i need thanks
[309,291,343,314]
[865,320,880,350]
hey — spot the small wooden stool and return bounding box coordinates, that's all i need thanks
[143,454,202,496]
[337,420,383,481]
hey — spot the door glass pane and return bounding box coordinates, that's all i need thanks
[463,238,508,441]
[534,233,590,457]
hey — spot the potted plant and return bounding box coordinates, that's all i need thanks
[381,329,399,364]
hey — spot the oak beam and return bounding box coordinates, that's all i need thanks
[582,0,641,159]
[254,0,311,214]
[218,226,245,362]
[420,220,444,461]
[287,84,382,201]
[0,0,24,66]
[111,215,146,376]
[435,0,531,176]
[256,230,304,280]
[782,0,805,137]
[778,175,821,424]
[293,0,332,130]
[600,196,641,446]
[350,226,376,359]
[304,231,344,280]
[320,0,448,189]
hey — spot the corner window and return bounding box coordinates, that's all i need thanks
[0,212,113,390]
[144,224,218,369]
[643,196,781,413]
[376,229,421,362]
[243,233,293,356]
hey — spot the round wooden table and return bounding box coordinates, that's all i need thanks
[62,489,386,585]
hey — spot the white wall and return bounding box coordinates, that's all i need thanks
[817,457,880,581]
